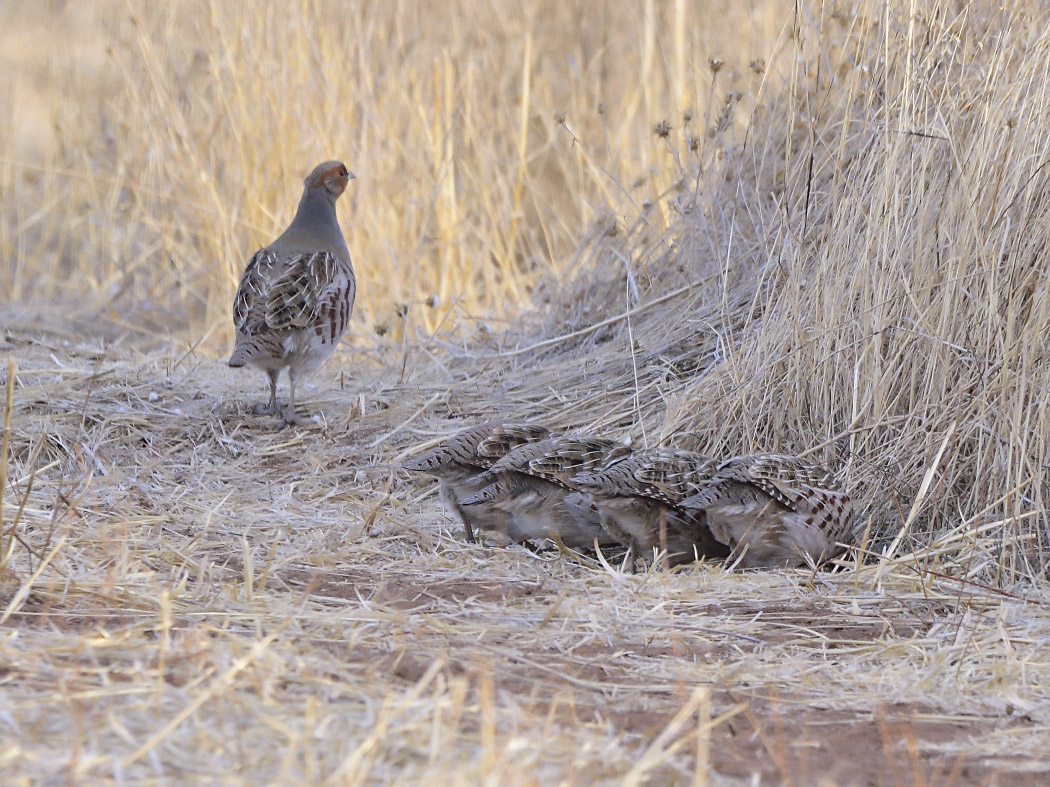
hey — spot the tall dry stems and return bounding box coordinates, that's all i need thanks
[0,0,772,342]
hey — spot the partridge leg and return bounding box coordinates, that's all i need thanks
[461,516,477,544]
[253,369,280,416]
[282,369,308,426]
[451,502,478,543]
[624,540,638,574]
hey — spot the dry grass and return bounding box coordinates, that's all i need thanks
[0,0,780,338]
[4,0,1050,783]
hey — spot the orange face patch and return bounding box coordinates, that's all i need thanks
[321,165,348,194]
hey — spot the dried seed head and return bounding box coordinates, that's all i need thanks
[653,120,672,138]
[709,56,724,74]
[554,110,566,125]
[597,102,605,116]
[713,92,740,134]
[682,109,694,124]
[395,302,408,318]
[749,58,766,74]
[687,135,700,152]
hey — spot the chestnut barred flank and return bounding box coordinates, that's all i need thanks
[679,454,855,569]
[573,448,729,570]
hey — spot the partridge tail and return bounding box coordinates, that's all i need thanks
[228,347,249,368]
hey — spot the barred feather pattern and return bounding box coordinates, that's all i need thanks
[525,436,632,486]
[572,448,729,567]
[480,435,630,488]
[460,435,626,549]
[678,453,854,568]
[474,424,558,463]
[401,422,550,542]
[579,448,721,505]
[230,249,355,372]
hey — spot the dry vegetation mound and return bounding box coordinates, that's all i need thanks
[446,2,1050,584]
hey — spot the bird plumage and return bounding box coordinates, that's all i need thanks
[229,160,356,425]
[462,435,628,550]
[677,453,854,568]
[402,422,550,542]
[573,448,729,569]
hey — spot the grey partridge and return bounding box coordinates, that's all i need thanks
[229,161,356,426]
[461,435,628,550]
[402,422,550,542]
[678,453,855,568]
[573,447,729,570]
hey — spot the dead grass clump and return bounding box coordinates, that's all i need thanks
[476,0,1050,585]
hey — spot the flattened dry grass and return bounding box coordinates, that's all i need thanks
[4,0,1050,783]
[1,331,1048,783]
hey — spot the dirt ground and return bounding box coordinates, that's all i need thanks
[2,316,1049,784]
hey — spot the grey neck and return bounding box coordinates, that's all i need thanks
[274,187,350,260]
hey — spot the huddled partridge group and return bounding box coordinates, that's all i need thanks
[405,422,856,570]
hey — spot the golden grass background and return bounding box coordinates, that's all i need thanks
[3,0,1050,782]
[1,0,781,336]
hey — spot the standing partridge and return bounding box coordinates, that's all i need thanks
[573,447,729,570]
[401,422,550,542]
[229,161,356,426]
[678,454,855,568]
[461,435,628,550]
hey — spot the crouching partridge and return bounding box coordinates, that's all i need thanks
[461,435,629,550]
[401,422,550,542]
[229,160,356,426]
[573,448,730,570]
[678,454,854,568]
